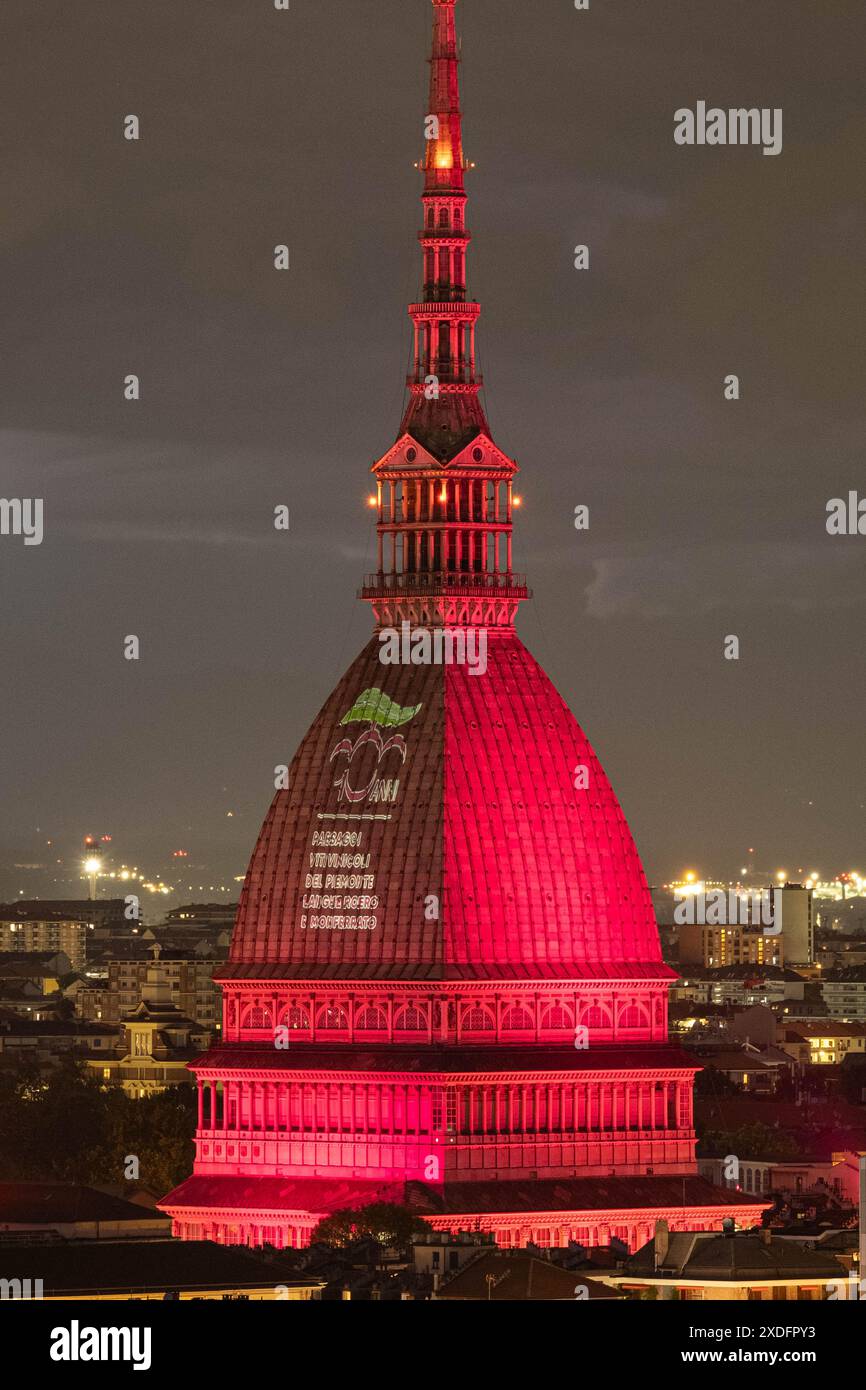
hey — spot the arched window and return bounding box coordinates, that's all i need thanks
[281,1005,310,1032]
[500,1005,534,1032]
[355,1005,387,1032]
[439,207,449,228]
[462,1005,495,1033]
[315,1004,349,1033]
[540,1003,574,1032]
[241,1005,271,1031]
[394,1005,427,1033]
[618,1004,647,1030]
[581,1003,612,1031]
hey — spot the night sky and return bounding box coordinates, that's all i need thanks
[1,0,864,906]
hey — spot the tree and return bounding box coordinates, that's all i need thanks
[0,1057,196,1193]
[693,1065,742,1099]
[312,1203,432,1253]
[697,1122,801,1163]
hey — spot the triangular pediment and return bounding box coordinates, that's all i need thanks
[371,434,440,474]
[447,432,518,475]
[371,431,517,475]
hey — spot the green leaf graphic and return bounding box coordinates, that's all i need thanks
[339,688,422,728]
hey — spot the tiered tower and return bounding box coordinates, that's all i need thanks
[362,0,525,634]
[160,0,767,1252]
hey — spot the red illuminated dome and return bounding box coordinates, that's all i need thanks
[160,0,768,1253]
[228,632,663,979]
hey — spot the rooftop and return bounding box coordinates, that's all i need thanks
[0,1239,321,1297]
[0,1183,170,1227]
[435,1249,623,1300]
[626,1229,847,1281]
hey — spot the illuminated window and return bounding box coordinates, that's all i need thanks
[500,1005,534,1032]
[540,1003,574,1031]
[394,1005,427,1032]
[355,1006,387,1032]
[282,1005,310,1032]
[242,1005,271,1030]
[463,1005,495,1033]
[315,1005,349,1032]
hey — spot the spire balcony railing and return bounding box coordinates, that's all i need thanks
[360,570,528,598]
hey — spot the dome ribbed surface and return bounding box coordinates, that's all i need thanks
[226,631,663,980]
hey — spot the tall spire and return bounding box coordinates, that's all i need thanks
[400,0,486,457]
[360,0,527,631]
[422,0,465,196]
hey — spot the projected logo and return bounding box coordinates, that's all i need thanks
[329,688,422,805]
